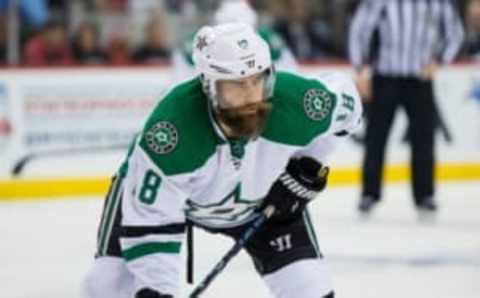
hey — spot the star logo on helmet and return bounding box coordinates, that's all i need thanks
[196,35,208,51]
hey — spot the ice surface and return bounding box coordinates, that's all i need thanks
[1,182,479,298]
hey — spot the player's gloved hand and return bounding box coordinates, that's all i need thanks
[261,157,329,222]
[135,288,173,298]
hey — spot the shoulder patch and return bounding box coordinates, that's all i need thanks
[261,72,338,146]
[138,78,221,175]
[145,121,179,154]
[303,88,334,121]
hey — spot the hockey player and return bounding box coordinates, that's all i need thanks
[83,23,361,298]
[172,0,298,81]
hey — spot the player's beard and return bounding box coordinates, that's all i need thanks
[217,101,272,139]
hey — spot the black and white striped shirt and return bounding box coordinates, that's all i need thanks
[349,0,465,77]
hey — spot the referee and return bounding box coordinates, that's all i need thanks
[349,0,464,216]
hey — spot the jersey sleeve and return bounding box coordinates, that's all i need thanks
[320,72,363,136]
[294,133,338,162]
[296,72,363,162]
[117,79,215,296]
[118,141,191,296]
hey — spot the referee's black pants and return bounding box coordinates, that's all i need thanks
[362,75,436,205]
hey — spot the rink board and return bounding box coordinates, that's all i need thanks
[0,65,479,199]
[0,162,479,200]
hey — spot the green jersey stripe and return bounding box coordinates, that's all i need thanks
[98,176,123,256]
[122,242,182,261]
[96,177,116,247]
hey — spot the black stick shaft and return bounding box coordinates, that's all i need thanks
[189,206,275,298]
[11,143,129,176]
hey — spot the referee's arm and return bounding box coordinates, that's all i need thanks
[438,0,465,64]
[348,0,385,71]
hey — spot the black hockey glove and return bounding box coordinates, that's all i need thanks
[261,157,329,222]
[135,288,173,298]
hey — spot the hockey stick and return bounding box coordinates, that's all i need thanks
[10,143,129,177]
[189,205,276,298]
[402,97,452,144]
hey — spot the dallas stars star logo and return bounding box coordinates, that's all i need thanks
[196,35,208,51]
[303,88,334,121]
[145,121,178,154]
[185,184,259,225]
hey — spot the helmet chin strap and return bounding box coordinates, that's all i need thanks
[207,99,234,139]
[218,120,236,139]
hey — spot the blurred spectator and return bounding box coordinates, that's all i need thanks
[126,0,165,46]
[164,0,188,13]
[95,0,128,12]
[72,22,107,65]
[2,0,475,67]
[0,0,48,28]
[328,0,362,57]
[0,14,6,65]
[95,0,131,51]
[273,0,336,60]
[128,0,164,12]
[132,16,171,64]
[213,0,298,72]
[23,21,73,66]
[95,0,131,65]
[107,36,130,65]
[465,0,480,59]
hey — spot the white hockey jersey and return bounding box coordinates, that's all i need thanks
[100,71,362,295]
